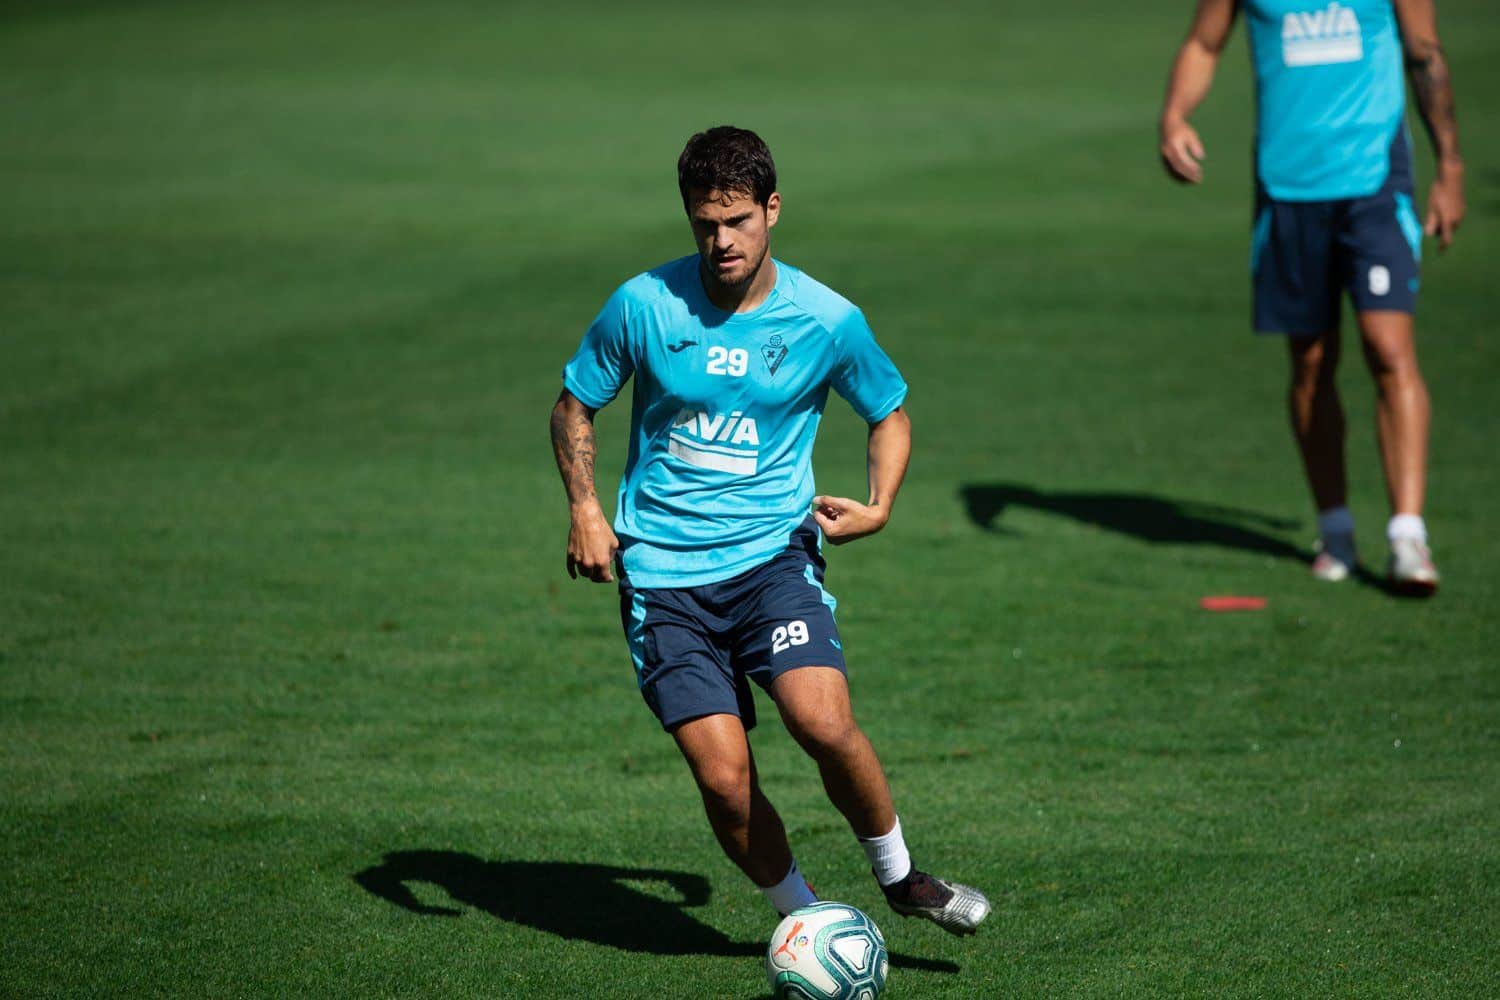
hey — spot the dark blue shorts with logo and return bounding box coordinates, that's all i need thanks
[1252,129,1423,336]
[616,518,845,732]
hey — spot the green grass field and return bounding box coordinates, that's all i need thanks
[3,1,1497,996]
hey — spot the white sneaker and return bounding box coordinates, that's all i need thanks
[1311,533,1357,582]
[1388,537,1439,596]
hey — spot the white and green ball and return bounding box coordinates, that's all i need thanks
[766,901,888,1000]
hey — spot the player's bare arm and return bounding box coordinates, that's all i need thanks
[549,388,620,582]
[814,406,911,545]
[1395,0,1465,249]
[1159,0,1239,183]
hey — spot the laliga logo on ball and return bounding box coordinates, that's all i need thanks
[770,922,811,968]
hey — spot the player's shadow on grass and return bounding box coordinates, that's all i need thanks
[960,483,1308,563]
[959,483,1425,595]
[353,850,958,972]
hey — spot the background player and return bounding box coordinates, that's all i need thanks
[1159,0,1465,594]
[549,126,990,933]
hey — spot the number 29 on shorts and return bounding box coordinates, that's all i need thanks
[771,620,809,654]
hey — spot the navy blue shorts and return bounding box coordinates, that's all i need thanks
[617,519,845,732]
[1252,129,1423,336]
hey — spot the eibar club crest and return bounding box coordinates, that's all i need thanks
[761,334,788,375]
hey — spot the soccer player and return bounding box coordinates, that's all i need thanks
[549,126,989,934]
[1159,0,1465,594]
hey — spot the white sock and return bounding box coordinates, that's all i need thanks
[859,817,913,887]
[1317,506,1355,538]
[1387,513,1427,544]
[761,860,817,914]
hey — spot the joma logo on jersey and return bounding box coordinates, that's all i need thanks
[1281,2,1363,67]
[668,410,760,474]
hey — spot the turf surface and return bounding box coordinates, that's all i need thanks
[2,1,1497,996]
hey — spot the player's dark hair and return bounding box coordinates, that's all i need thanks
[677,126,777,210]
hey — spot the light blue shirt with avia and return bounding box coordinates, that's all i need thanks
[1244,0,1406,201]
[563,255,908,590]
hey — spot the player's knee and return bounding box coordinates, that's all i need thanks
[1289,344,1338,392]
[787,712,859,759]
[1357,316,1420,376]
[1362,341,1420,383]
[694,758,752,810]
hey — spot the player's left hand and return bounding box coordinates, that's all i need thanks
[1424,168,1465,251]
[812,495,888,545]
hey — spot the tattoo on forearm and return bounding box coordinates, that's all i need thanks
[550,404,598,505]
[1406,41,1460,159]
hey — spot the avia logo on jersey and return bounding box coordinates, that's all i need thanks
[1281,2,1363,67]
[668,409,761,475]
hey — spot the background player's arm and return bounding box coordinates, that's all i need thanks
[1394,0,1465,249]
[549,389,620,583]
[1159,0,1239,184]
[814,406,911,546]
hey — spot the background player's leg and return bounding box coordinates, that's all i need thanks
[1356,309,1438,592]
[770,666,894,839]
[1286,329,1347,512]
[670,712,799,890]
[1356,310,1429,518]
[1287,329,1359,579]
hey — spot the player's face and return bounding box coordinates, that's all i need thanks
[687,188,780,290]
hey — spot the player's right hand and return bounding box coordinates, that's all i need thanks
[566,503,619,583]
[1160,119,1206,184]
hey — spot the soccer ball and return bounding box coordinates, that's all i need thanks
[766,901,888,1000]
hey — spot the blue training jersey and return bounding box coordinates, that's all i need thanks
[1244,0,1406,201]
[563,255,908,590]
